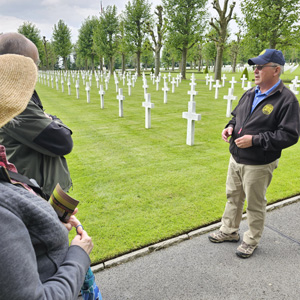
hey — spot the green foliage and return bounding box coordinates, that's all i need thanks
[241,67,249,80]
[204,65,209,73]
[93,6,119,73]
[141,38,154,69]
[124,0,151,75]
[77,16,99,70]
[162,0,208,78]
[52,19,72,69]
[240,0,300,50]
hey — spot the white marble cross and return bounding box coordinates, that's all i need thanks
[213,80,222,99]
[289,82,299,95]
[75,80,80,99]
[171,77,176,93]
[56,77,59,90]
[105,77,109,90]
[241,74,247,89]
[143,79,149,100]
[127,79,132,96]
[176,75,180,87]
[85,82,90,103]
[221,74,227,87]
[142,93,155,129]
[61,78,64,93]
[223,88,237,117]
[67,79,71,95]
[163,74,167,86]
[205,73,210,85]
[208,76,214,91]
[188,83,198,102]
[96,76,99,89]
[229,76,237,92]
[99,84,105,109]
[162,82,169,104]
[168,72,172,82]
[155,77,160,91]
[117,88,125,117]
[51,76,54,89]
[182,101,201,146]
[115,79,119,93]
[243,81,252,91]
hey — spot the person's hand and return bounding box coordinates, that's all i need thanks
[222,127,233,143]
[62,208,80,231]
[71,229,94,255]
[235,135,253,148]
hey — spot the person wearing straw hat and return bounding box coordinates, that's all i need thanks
[0,54,94,299]
[0,32,73,198]
[209,49,300,258]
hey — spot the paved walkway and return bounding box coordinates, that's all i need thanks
[80,196,300,300]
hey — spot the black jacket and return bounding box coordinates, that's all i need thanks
[227,80,300,165]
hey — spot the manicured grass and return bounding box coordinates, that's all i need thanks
[36,68,300,264]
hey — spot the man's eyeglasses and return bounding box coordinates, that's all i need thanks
[252,65,278,71]
[35,59,41,67]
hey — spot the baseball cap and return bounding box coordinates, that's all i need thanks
[248,49,285,66]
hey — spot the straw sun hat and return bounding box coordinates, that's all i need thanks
[0,54,37,128]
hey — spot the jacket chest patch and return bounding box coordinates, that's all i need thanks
[262,104,274,115]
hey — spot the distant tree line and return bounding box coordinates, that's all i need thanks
[10,0,300,80]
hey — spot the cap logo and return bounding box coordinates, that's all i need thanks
[259,49,266,56]
[262,104,273,115]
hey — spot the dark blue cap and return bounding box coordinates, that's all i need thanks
[248,49,285,66]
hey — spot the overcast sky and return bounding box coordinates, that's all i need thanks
[0,0,240,43]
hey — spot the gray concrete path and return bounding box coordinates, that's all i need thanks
[80,196,300,300]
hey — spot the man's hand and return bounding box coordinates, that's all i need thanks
[235,135,253,148]
[222,127,233,143]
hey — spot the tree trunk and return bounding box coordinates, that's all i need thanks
[155,50,160,77]
[181,47,188,79]
[232,53,237,73]
[137,51,141,76]
[122,53,125,74]
[214,45,223,80]
[91,54,95,72]
[110,56,113,74]
[172,58,175,71]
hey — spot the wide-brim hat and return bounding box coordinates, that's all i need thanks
[0,54,37,128]
[248,49,285,66]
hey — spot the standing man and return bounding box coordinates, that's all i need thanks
[209,49,300,258]
[0,32,73,198]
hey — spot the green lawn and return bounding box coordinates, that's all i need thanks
[36,68,300,264]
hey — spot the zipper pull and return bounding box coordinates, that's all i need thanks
[238,128,242,134]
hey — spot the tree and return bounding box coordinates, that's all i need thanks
[162,0,207,79]
[209,0,236,80]
[52,20,72,70]
[147,5,167,77]
[229,31,241,72]
[240,0,300,51]
[77,17,99,71]
[141,38,154,70]
[124,0,151,76]
[118,17,131,73]
[94,5,119,73]
[18,22,44,66]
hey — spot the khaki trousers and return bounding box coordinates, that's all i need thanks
[220,155,278,246]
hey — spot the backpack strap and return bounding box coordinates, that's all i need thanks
[0,166,48,200]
